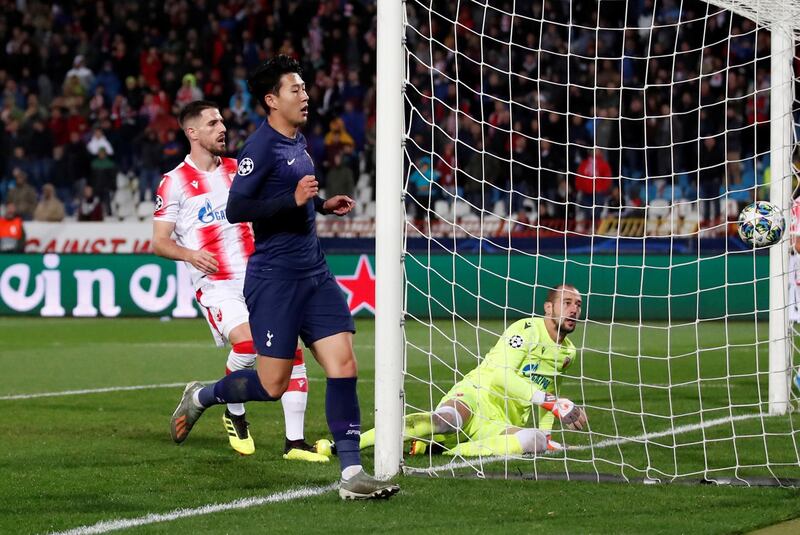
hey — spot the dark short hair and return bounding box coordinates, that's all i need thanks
[178,100,219,128]
[248,55,303,113]
[544,284,579,306]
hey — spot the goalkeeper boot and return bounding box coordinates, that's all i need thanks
[794,372,800,393]
[283,438,330,462]
[170,381,206,444]
[222,410,255,456]
[339,470,400,500]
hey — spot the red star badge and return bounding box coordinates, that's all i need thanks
[336,255,375,315]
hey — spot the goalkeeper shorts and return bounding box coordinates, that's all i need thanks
[438,384,516,441]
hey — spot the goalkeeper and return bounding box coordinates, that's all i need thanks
[360,284,587,457]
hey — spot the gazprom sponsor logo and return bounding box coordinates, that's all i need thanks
[198,199,226,223]
[521,363,539,377]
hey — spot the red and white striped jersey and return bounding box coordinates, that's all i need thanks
[791,196,800,236]
[153,155,254,289]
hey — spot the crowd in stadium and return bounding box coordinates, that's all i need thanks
[404,0,784,234]
[0,0,376,223]
[0,0,789,235]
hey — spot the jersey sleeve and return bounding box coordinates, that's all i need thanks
[153,174,180,222]
[488,320,543,404]
[229,145,269,198]
[227,142,296,223]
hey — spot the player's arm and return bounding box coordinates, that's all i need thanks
[227,171,322,223]
[488,328,586,431]
[316,194,355,216]
[152,220,219,274]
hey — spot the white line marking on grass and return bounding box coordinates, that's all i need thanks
[0,382,194,400]
[0,377,373,400]
[406,412,771,476]
[48,483,338,535]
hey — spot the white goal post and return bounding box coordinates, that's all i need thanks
[374,0,800,482]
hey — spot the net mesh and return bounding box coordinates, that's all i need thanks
[399,0,800,484]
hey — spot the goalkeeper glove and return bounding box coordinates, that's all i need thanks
[532,391,587,431]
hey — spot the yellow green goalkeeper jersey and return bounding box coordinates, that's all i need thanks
[442,317,576,435]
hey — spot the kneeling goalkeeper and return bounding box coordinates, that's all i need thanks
[360,284,587,457]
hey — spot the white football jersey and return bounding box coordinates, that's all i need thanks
[153,155,254,290]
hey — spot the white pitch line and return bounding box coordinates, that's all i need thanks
[0,376,375,401]
[0,382,197,400]
[48,483,338,535]
[406,412,771,475]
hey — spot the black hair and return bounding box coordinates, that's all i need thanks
[247,55,303,114]
[178,100,219,128]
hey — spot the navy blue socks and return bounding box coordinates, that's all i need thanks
[197,369,276,407]
[325,377,361,471]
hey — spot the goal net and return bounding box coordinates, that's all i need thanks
[378,0,800,485]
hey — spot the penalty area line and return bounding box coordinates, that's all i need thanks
[407,412,771,476]
[48,483,339,535]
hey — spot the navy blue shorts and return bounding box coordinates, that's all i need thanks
[244,270,356,357]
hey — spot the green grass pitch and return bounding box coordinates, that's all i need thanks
[2,317,800,534]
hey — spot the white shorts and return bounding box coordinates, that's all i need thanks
[195,279,250,348]
[790,253,800,324]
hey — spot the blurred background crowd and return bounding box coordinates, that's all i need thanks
[0,0,376,223]
[0,0,796,236]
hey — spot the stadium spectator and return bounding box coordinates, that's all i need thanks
[77,184,103,221]
[326,153,355,201]
[323,117,355,170]
[408,156,441,217]
[86,127,114,157]
[134,128,163,201]
[64,55,94,91]
[0,201,24,252]
[575,148,613,206]
[6,168,37,221]
[175,74,204,109]
[699,135,726,223]
[33,183,65,222]
[89,148,117,212]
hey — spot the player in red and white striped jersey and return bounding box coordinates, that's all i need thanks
[788,196,800,392]
[153,101,327,461]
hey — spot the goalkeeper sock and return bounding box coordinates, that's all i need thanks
[325,377,361,472]
[445,434,524,457]
[360,410,463,450]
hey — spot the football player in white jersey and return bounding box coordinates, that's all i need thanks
[153,100,327,461]
[788,195,800,391]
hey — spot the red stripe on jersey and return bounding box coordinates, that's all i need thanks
[220,157,237,188]
[292,347,305,366]
[175,163,211,198]
[197,223,233,280]
[287,376,308,393]
[791,198,800,235]
[237,223,255,259]
[153,174,171,217]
